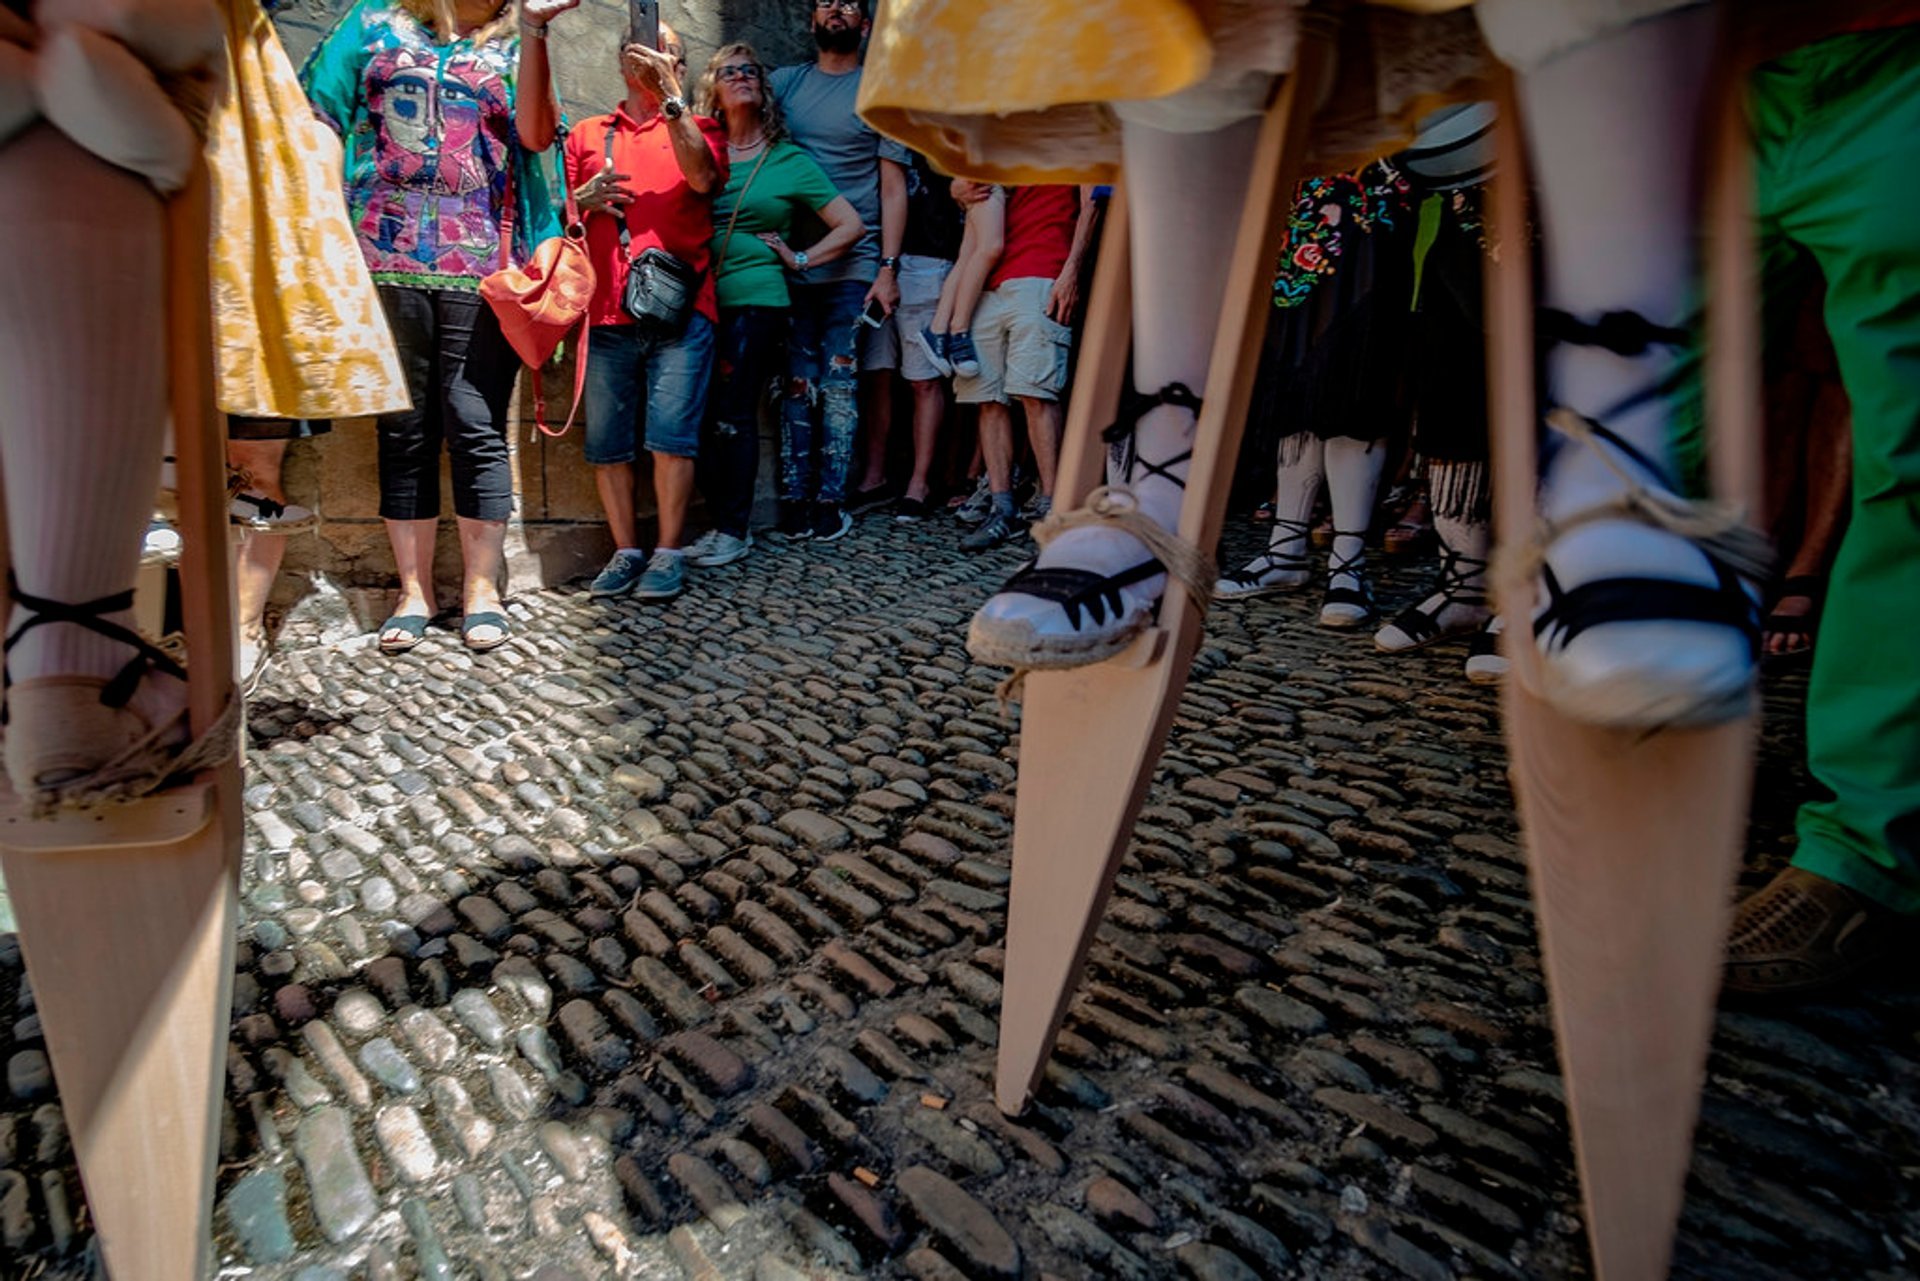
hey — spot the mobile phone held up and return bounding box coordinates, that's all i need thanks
[856,298,887,329]
[629,0,659,49]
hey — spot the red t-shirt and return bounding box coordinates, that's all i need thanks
[565,107,730,328]
[989,185,1080,291]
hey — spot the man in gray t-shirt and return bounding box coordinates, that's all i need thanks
[770,59,910,288]
[767,0,912,527]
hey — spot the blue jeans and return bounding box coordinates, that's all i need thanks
[584,316,716,464]
[781,279,865,505]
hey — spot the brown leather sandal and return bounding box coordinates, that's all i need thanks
[1723,867,1903,996]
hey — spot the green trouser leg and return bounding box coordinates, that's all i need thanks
[1750,27,1920,914]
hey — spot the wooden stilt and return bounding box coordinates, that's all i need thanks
[995,30,1336,1116]
[0,158,240,1280]
[1486,72,1761,1281]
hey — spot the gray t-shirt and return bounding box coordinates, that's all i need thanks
[769,62,911,286]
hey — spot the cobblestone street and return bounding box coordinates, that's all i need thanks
[1,518,1915,1280]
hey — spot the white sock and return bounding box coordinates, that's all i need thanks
[980,115,1262,635]
[0,130,169,696]
[1324,436,1386,594]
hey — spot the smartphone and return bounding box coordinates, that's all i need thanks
[856,298,888,329]
[628,0,659,49]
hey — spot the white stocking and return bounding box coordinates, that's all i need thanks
[975,114,1264,638]
[1376,458,1491,650]
[1514,6,1754,724]
[1321,436,1385,623]
[0,127,179,728]
[1219,432,1321,593]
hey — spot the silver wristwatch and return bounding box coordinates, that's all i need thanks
[793,250,810,273]
[662,95,687,120]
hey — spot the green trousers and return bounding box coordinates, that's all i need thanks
[1749,26,1920,913]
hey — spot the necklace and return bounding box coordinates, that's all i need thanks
[728,132,767,153]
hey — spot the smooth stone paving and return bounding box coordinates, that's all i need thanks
[0,517,1915,1278]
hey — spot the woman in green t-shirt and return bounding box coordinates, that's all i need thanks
[684,43,864,567]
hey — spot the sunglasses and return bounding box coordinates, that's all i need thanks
[815,0,862,11]
[715,64,763,82]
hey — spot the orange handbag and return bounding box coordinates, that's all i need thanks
[480,187,597,438]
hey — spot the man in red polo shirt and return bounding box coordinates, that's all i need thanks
[952,183,1097,551]
[560,22,728,602]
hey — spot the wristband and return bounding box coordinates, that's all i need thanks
[520,20,548,39]
[878,255,899,272]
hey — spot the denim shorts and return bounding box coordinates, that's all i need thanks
[584,315,716,464]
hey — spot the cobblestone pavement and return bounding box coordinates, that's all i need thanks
[1,518,1916,1281]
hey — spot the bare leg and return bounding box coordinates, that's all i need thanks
[594,463,640,551]
[382,518,438,643]
[652,454,695,550]
[228,439,292,679]
[456,516,506,645]
[855,370,895,495]
[1515,7,1754,726]
[945,193,1006,334]
[971,115,1263,654]
[1020,395,1062,500]
[904,379,945,503]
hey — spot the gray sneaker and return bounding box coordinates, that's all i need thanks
[1019,493,1053,524]
[589,549,649,596]
[685,529,752,567]
[632,549,687,601]
[960,510,1024,552]
[954,475,994,527]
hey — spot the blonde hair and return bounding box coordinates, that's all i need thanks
[400,0,518,45]
[693,42,785,145]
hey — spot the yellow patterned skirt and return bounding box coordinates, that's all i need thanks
[207,0,408,420]
[859,0,1491,184]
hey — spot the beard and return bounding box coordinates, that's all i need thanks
[812,22,862,54]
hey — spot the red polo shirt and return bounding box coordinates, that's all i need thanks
[565,106,730,328]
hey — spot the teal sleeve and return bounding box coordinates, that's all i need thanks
[299,0,374,136]
[505,51,568,261]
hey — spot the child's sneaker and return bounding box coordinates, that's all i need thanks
[910,327,954,378]
[949,330,981,379]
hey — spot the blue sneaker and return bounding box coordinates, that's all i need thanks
[632,549,686,601]
[589,549,648,597]
[910,326,954,378]
[949,330,981,379]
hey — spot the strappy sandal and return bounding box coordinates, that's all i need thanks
[1761,574,1821,668]
[1501,310,1770,728]
[967,383,1214,672]
[461,611,513,654]
[3,578,238,815]
[1318,533,1375,628]
[227,466,319,533]
[378,615,431,655]
[1215,518,1313,600]
[1383,496,1433,556]
[1375,543,1489,652]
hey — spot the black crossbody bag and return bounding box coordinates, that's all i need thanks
[605,121,702,336]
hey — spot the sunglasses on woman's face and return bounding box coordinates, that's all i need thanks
[716,64,763,82]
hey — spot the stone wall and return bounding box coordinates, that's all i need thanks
[263,0,818,605]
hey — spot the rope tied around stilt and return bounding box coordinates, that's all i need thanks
[1491,407,1774,612]
[22,683,242,819]
[992,484,1217,708]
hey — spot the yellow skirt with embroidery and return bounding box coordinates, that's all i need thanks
[859,0,1491,184]
[207,0,408,420]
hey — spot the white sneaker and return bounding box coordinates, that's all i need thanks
[685,529,752,568]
